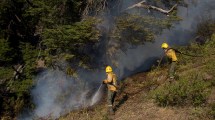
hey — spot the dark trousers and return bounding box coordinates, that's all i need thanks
[107,90,116,113]
[107,90,116,106]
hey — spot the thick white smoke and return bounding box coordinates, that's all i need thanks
[20,0,215,119]
[20,69,105,119]
[32,70,89,118]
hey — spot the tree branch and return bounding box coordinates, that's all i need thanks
[124,0,177,14]
[124,0,147,10]
[149,4,177,14]
[82,0,108,17]
[12,64,25,80]
[25,0,36,7]
[14,14,21,22]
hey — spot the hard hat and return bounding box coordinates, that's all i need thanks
[105,66,112,73]
[161,43,168,49]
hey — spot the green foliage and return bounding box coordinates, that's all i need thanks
[24,0,84,26]
[1,92,32,119]
[0,39,13,64]
[42,17,100,67]
[12,79,33,95]
[153,76,210,107]
[196,19,215,39]
[0,67,13,80]
[114,14,178,44]
[20,43,38,78]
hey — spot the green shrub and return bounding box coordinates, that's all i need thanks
[0,67,13,79]
[196,20,215,39]
[153,77,210,107]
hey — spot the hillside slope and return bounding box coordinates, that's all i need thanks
[60,34,215,120]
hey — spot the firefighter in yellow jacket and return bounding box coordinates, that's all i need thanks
[103,66,117,115]
[161,43,178,79]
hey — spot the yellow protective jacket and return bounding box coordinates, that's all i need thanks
[103,72,117,92]
[165,48,178,62]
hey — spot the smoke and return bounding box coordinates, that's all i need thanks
[20,0,215,119]
[19,69,105,119]
[116,0,215,78]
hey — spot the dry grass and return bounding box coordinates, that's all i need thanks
[60,69,214,120]
[60,35,215,120]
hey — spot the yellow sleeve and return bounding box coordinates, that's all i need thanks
[103,79,108,83]
[166,49,177,62]
[171,50,178,62]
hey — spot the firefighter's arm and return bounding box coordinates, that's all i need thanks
[103,74,113,84]
[103,79,108,84]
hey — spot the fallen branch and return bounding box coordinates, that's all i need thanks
[124,0,177,14]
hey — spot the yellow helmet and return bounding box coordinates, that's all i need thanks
[105,66,112,73]
[161,43,168,49]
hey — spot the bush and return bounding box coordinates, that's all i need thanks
[153,76,210,107]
